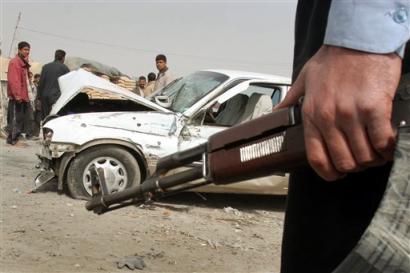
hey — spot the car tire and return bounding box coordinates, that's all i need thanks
[67,145,141,200]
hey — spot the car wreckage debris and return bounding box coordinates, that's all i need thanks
[116,255,146,270]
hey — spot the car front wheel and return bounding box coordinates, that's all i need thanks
[67,145,141,200]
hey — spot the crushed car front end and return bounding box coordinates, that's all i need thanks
[34,127,77,191]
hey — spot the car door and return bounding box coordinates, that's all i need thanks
[177,80,288,151]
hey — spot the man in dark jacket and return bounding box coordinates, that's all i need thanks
[6,41,31,146]
[277,1,409,273]
[37,49,70,119]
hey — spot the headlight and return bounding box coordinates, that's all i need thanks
[42,128,53,143]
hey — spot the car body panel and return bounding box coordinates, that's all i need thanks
[37,69,292,195]
[46,111,178,145]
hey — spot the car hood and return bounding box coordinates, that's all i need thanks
[51,69,169,115]
[45,111,179,141]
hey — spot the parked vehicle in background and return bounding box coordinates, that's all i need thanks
[35,69,291,200]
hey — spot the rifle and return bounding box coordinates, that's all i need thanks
[86,77,410,272]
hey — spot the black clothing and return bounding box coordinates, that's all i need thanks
[22,103,41,138]
[37,60,70,119]
[281,166,391,273]
[292,0,332,82]
[281,1,409,273]
[40,93,61,119]
[23,103,35,137]
[6,100,29,144]
[403,45,410,74]
[32,109,41,137]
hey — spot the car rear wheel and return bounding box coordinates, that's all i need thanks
[67,145,141,200]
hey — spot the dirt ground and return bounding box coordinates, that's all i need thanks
[0,139,286,273]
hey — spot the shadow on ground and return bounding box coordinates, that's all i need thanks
[156,192,287,212]
[33,180,287,213]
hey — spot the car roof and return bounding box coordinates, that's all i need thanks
[203,69,291,84]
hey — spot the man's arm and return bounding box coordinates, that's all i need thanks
[7,60,23,101]
[63,64,70,74]
[37,67,46,99]
[276,1,409,181]
[325,0,410,57]
[164,71,174,86]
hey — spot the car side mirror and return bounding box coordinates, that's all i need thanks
[154,95,172,108]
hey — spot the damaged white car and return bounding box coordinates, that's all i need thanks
[35,69,291,200]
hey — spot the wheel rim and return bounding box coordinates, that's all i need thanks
[83,156,128,196]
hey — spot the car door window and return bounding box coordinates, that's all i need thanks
[204,84,281,126]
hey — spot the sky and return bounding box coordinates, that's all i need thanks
[0,0,297,79]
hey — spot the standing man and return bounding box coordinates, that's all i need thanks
[144,72,156,96]
[153,54,174,92]
[6,41,31,146]
[37,49,70,119]
[276,1,409,273]
[133,76,146,97]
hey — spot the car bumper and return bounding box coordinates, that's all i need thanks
[33,154,56,191]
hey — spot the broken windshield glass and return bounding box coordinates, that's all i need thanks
[160,71,228,113]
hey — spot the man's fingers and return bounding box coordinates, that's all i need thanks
[319,126,359,173]
[345,127,385,168]
[366,115,396,161]
[304,118,343,181]
[274,71,305,109]
[337,113,385,168]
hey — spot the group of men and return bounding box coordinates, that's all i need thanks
[133,54,174,97]
[6,41,69,146]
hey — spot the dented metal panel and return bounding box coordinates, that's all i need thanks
[53,69,170,115]
[37,69,292,195]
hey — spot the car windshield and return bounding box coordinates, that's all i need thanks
[161,71,229,113]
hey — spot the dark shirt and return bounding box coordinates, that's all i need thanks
[37,60,70,100]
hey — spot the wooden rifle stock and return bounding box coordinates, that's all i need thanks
[206,106,306,184]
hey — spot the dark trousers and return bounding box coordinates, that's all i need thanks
[23,103,36,137]
[32,110,41,137]
[280,165,390,273]
[22,103,41,137]
[41,92,60,119]
[7,100,28,144]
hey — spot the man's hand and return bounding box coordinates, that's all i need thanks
[276,45,402,181]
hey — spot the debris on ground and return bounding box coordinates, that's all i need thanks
[223,206,242,216]
[116,255,146,270]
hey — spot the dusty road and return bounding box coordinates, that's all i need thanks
[0,139,286,273]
